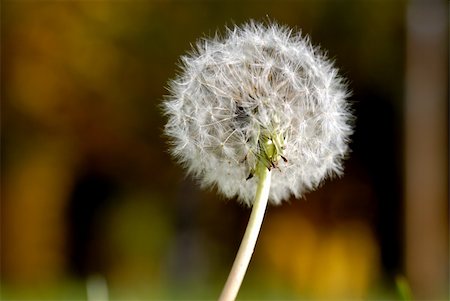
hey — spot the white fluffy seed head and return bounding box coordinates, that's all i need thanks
[163,21,353,206]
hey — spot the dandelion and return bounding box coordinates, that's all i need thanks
[162,20,352,301]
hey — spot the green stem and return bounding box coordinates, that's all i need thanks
[218,165,272,301]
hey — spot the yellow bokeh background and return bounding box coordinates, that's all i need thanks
[2,1,447,300]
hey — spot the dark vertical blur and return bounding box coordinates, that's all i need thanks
[1,1,447,300]
[405,1,449,299]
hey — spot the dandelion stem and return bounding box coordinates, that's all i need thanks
[218,164,272,301]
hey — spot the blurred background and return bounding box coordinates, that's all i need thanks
[1,0,448,300]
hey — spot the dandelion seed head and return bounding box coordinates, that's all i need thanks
[163,21,353,206]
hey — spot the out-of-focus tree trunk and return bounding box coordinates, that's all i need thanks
[404,1,448,299]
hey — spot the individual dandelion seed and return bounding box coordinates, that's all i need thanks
[162,20,353,301]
